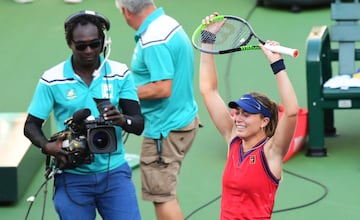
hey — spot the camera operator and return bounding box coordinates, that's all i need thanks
[23,11,143,220]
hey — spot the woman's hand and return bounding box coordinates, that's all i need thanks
[202,12,225,34]
[259,40,283,64]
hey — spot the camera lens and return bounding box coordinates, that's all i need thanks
[87,126,117,153]
[91,131,109,149]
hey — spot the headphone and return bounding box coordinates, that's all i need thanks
[64,10,112,52]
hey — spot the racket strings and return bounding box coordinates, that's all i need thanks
[197,19,252,52]
[233,25,252,46]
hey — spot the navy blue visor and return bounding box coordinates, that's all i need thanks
[228,94,272,118]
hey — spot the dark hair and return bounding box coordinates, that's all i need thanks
[65,15,106,47]
[249,92,279,137]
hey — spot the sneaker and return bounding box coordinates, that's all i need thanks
[64,0,82,3]
[14,0,33,3]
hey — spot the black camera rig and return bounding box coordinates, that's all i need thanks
[49,98,117,169]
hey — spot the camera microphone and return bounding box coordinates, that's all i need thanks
[72,108,91,124]
[68,108,92,134]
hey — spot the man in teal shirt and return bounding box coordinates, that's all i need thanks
[116,0,200,219]
[24,10,143,219]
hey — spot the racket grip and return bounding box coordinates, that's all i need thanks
[263,44,299,58]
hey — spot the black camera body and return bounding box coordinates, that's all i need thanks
[84,115,117,154]
[50,98,117,168]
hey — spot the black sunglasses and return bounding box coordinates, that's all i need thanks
[72,39,102,51]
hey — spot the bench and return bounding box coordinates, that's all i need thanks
[305,0,360,156]
[0,113,50,203]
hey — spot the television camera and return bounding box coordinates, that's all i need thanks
[50,98,117,169]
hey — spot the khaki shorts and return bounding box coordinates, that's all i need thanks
[140,116,200,203]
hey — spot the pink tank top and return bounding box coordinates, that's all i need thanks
[220,137,280,220]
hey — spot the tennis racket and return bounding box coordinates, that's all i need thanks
[192,15,299,58]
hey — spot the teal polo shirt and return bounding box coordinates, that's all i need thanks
[28,56,139,174]
[131,8,198,139]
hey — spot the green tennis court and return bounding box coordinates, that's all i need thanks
[1,0,360,219]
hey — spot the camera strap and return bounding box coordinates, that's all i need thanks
[44,155,53,179]
[155,138,164,164]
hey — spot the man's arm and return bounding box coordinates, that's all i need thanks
[137,80,172,100]
[23,114,48,149]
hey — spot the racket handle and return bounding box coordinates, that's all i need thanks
[263,44,299,58]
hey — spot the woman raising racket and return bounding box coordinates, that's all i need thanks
[199,13,299,219]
